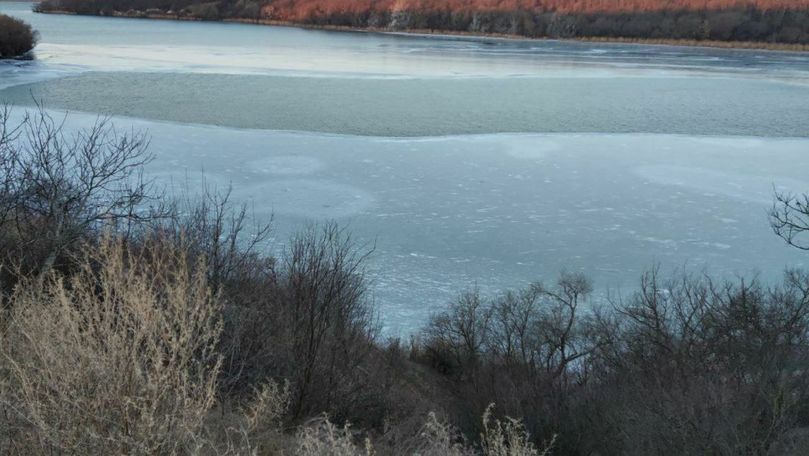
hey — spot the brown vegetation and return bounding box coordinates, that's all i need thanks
[34,0,809,44]
[0,14,37,59]
[260,0,809,19]
[2,105,809,454]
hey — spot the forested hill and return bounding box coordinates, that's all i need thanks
[35,0,809,45]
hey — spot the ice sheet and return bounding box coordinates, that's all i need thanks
[6,109,805,333]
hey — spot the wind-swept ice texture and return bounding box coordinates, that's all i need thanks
[17,111,799,333]
[4,71,809,137]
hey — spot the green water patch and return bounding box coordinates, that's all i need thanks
[2,71,808,137]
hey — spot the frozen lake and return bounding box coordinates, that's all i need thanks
[2,1,808,332]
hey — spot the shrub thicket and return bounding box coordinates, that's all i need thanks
[0,15,37,59]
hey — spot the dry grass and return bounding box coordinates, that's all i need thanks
[481,404,554,456]
[404,411,472,456]
[292,406,548,456]
[295,416,374,456]
[0,237,223,454]
[0,234,544,455]
[0,235,305,455]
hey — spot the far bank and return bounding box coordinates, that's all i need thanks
[32,1,809,53]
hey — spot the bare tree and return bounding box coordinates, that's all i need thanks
[590,268,809,455]
[427,287,493,370]
[488,287,540,369]
[532,272,594,380]
[154,178,276,397]
[157,177,273,289]
[0,104,161,281]
[280,223,377,419]
[771,189,809,250]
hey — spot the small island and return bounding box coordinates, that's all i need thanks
[0,14,37,59]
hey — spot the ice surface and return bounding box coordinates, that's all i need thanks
[144,128,809,334]
[634,165,807,205]
[6,109,804,333]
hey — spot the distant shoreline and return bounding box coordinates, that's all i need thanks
[36,9,809,53]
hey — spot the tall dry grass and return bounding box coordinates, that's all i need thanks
[0,235,297,455]
[292,406,549,456]
[0,237,223,454]
[480,404,554,456]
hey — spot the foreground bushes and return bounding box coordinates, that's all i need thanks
[0,235,544,454]
[1,238,224,453]
[418,270,809,454]
[2,105,809,454]
[0,15,37,59]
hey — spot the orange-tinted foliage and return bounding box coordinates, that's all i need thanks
[264,0,809,20]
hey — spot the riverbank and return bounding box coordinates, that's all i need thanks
[36,8,809,53]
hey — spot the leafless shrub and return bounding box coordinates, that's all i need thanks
[420,272,597,447]
[0,15,37,59]
[277,223,378,420]
[0,104,161,290]
[771,189,809,250]
[157,178,273,289]
[292,406,549,456]
[149,178,275,397]
[0,236,222,455]
[0,234,301,456]
[425,287,492,373]
[378,406,547,456]
[591,269,809,455]
[243,380,291,440]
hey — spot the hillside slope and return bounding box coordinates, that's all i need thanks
[265,0,809,17]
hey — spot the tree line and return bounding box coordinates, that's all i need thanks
[34,0,809,44]
[304,7,809,44]
[2,105,809,454]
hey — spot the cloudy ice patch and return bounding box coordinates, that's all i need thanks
[246,155,324,175]
[503,136,562,160]
[634,165,806,205]
[238,179,374,218]
[689,136,768,150]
